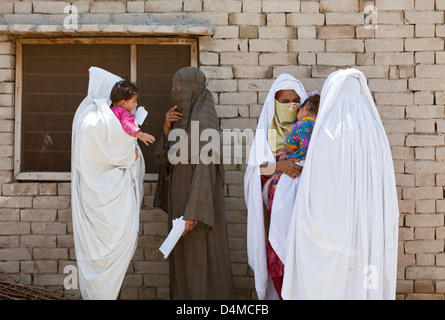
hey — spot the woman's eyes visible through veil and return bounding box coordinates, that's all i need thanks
[280,98,300,104]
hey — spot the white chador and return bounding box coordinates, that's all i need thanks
[244,73,307,300]
[282,68,399,300]
[71,67,145,299]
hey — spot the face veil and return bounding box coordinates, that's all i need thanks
[167,67,221,164]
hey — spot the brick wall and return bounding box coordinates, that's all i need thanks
[0,0,444,300]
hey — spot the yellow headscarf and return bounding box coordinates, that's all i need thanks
[268,99,299,156]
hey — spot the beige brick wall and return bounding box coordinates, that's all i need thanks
[0,0,444,300]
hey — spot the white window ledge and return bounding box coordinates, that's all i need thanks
[0,24,214,37]
[15,172,158,182]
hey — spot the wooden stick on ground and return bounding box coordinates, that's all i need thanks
[0,269,70,300]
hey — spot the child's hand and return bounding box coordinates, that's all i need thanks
[138,132,155,145]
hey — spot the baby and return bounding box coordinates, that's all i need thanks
[110,80,155,149]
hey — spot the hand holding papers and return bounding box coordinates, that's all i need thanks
[135,106,148,126]
[159,216,186,259]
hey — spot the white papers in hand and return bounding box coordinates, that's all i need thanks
[135,106,148,125]
[159,216,186,259]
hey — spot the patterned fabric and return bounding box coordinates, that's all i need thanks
[267,117,315,279]
[111,106,141,137]
[271,117,315,191]
[282,117,315,159]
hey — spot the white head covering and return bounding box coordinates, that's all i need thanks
[71,67,145,299]
[274,78,306,95]
[282,68,399,300]
[244,73,307,300]
[88,66,122,102]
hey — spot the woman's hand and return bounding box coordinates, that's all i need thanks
[164,105,182,135]
[182,219,198,236]
[260,158,302,178]
[277,159,302,179]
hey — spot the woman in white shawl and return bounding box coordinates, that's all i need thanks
[71,67,145,299]
[244,74,307,300]
[282,68,399,300]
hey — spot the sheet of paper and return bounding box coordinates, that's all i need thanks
[135,106,148,126]
[159,216,186,259]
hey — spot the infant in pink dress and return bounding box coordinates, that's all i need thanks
[110,80,155,153]
[110,105,141,138]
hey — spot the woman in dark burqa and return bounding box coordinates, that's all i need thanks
[153,67,235,300]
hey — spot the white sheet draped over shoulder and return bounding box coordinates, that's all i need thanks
[282,68,399,300]
[244,74,307,300]
[71,67,145,300]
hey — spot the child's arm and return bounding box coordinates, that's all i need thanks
[283,123,300,154]
[118,110,155,145]
[295,120,313,152]
[137,132,155,146]
[118,110,143,138]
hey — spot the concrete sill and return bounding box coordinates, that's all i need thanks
[0,23,215,37]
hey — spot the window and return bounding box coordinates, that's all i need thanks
[14,37,197,181]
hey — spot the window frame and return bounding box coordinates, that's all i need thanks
[14,37,198,181]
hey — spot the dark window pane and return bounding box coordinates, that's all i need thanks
[21,42,193,176]
[136,44,191,174]
[21,44,131,172]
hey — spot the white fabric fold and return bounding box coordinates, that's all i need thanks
[71,67,145,300]
[282,68,399,300]
[269,160,304,264]
[244,73,307,300]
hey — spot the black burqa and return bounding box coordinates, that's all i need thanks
[153,67,234,300]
